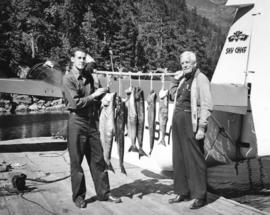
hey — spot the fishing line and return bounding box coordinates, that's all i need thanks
[161,74,165,90]
[138,71,141,88]
[129,72,132,87]
[39,149,68,157]
[106,73,110,90]
[20,193,57,215]
[119,68,122,97]
[150,72,153,91]
[109,49,114,73]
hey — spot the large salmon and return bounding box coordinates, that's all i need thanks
[135,87,147,159]
[147,89,157,155]
[125,87,138,152]
[99,92,116,173]
[158,89,169,146]
[115,95,127,174]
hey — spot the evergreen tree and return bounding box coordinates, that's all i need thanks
[0,0,227,77]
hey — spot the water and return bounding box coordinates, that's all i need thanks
[0,112,68,141]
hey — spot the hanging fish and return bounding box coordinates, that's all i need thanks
[147,89,157,155]
[125,87,138,153]
[135,87,147,159]
[99,92,116,173]
[158,89,169,146]
[115,95,127,174]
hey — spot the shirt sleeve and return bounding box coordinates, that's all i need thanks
[197,74,213,130]
[92,74,102,89]
[168,78,180,101]
[62,75,94,110]
[168,71,184,101]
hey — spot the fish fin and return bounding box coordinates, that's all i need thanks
[105,162,115,173]
[138,148,148,159]
[158,139,166,146]
[120,166,127,175]
[128,145,139,152]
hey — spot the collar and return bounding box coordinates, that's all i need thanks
[70,69,88,86]
[71,69,84,81]
[184,70,195,80]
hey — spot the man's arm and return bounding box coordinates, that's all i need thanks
[197,73,213,131]
[194,73,212,140]
[62,76,95,110]
[168,70,183,101]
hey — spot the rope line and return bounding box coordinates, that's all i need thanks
[94,69,176,76]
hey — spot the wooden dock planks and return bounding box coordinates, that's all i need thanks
[1,138,270,215]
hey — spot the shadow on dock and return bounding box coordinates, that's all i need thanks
[0,140,67,153]
[110,178,173,199]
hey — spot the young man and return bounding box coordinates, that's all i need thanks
[62,47,121,208]
[168,51,212,209]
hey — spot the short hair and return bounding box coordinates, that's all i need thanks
[180,51,197,64]
[69,47,87,58]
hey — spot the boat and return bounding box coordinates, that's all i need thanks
[209,0,270,161]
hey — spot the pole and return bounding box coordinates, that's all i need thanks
[94,70,176,77]
[109,49,114,73]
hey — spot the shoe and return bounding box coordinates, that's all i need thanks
[105,194,122,203]
[168,195,189,204]
[190,199,206,209]
[74,196,86,208]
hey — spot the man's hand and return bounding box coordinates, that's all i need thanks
[195,128,205,140]
[91,87,108,99]
[174,70,183,80]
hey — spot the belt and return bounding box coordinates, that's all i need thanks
[183,109,191,112]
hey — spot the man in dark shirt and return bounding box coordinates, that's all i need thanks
[62,47,121,208]
[168,51,212,209]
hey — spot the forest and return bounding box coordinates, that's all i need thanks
[0,0,226,79]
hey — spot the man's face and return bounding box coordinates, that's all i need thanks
[71,51,86,70]
[180,56,196,74]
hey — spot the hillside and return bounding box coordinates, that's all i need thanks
[186,0,235,33]
[0,0,228,79]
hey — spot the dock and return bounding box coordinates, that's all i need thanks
[1,137,270,215]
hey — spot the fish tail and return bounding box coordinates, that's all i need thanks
[149,148,153,156]
[105,162,115,173]
[138,148,148,159]
[120,165,127,175]
[128,145,139,152]
[159,138,166,146]
[149,136,154,156]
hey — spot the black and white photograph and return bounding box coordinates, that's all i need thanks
[0,0,270,214]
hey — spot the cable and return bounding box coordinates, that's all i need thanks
[20,193,57,215]
[39,149,68,158]
[26,175,70,184]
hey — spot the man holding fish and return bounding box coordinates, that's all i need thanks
[62,47,121,208]
[168,51,212,209]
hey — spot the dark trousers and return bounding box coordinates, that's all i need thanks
[67,113,110,201]
[172,109,206,199]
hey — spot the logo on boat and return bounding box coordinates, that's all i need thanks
[228,31,248,42]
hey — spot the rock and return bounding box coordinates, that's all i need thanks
[15,103,28,112]
[51,99,63,106]
[37,99,45,106]
[12,95,32,105]
[28,103,38,111]
[45,104,65,112]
